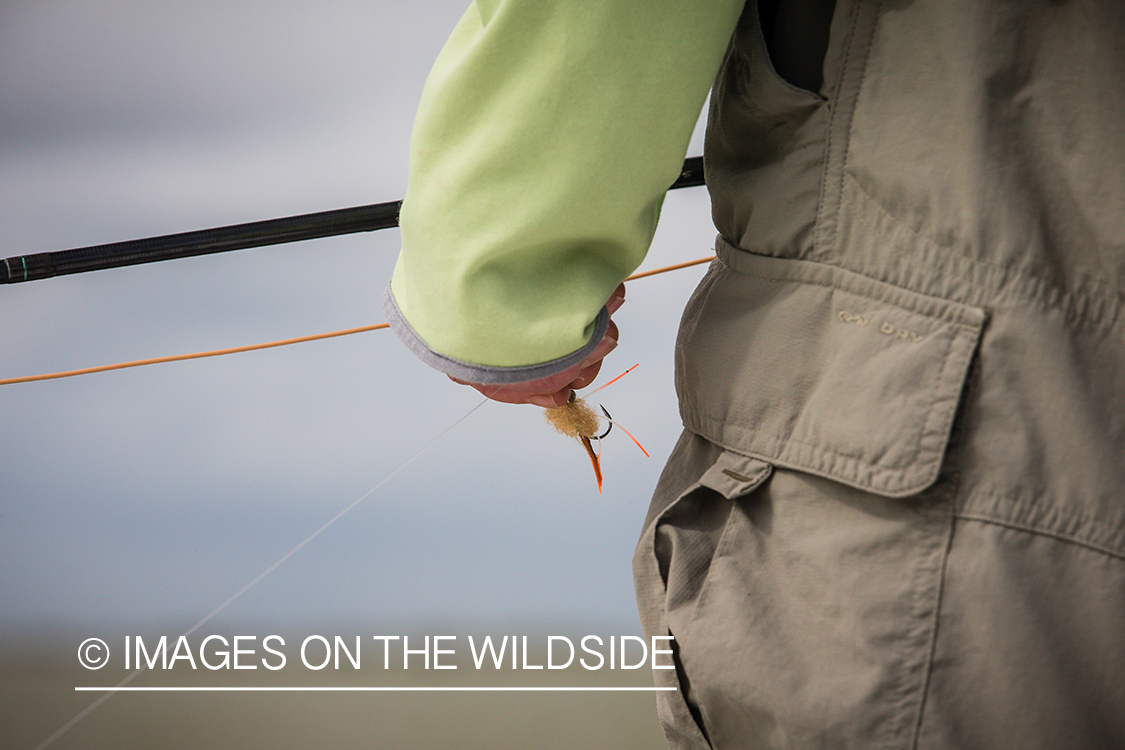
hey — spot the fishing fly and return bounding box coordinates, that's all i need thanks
[542,364,649,492]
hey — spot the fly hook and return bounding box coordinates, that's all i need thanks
[596,406,613,440]
[543,365,647,492]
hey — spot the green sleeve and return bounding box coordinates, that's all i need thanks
[383,0,743,384]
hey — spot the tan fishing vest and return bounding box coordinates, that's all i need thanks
[680,0,1124,546]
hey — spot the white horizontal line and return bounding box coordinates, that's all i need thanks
[75,686,675,693]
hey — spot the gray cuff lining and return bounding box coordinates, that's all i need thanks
[381,285,609,385]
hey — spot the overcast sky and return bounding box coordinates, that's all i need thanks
[0,0,716,641]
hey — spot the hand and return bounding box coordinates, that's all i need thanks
[449,283,625,408]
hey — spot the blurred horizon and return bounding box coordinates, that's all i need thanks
[1,1,715,747]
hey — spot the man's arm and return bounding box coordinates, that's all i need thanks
[383,0,743,397]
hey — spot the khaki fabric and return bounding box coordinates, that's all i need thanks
[635,0,1125,747]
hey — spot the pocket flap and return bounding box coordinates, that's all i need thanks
[676,244,986,498]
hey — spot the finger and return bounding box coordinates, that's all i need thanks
[455,368,583,406]
[566,359,605,391]
[526,390,572,409]
[578,320,619,368]
[470,382,537,405]
[552,322,620,395]
[446,320,621,407]
[606,283,626,315]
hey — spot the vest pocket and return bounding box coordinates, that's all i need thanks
[641,449,773,749]
[757,0,837,95]
[676,241,986,498]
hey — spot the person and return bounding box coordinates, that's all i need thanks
[384,0,1125,747]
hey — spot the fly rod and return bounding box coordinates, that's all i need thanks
[1,156,705,285]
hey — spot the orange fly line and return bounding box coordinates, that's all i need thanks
[0,255,714,386]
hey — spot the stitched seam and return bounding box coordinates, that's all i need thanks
[708,413,898,470]
[846,172,1125,334]
[913,323,972,468]
[959,481,1125,556]
[788,139,827,156]
[846,169,1118,293]
[837,0,880,246]
[815,0,866,254]
[687,308,967,476]
[715,247,984,331]
[850,172,1016,278]
[955,512,1125,563]
[689,413,925,495]
[910,486,958,749]
[785,319,958,472]
[892,320,958,469]
[721,269,982,332]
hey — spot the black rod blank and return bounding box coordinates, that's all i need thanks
[1,156,704,285]
[2,201,403,285]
